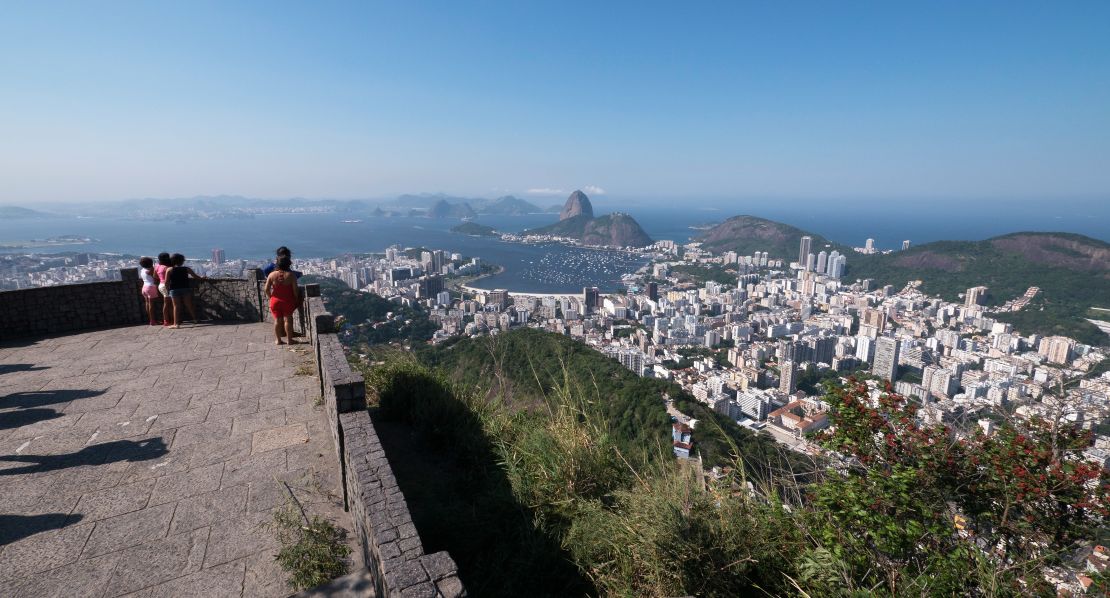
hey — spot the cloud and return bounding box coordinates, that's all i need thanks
[582,185,606,195]
[526,187,565,196]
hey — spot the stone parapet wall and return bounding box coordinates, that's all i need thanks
[0,268,264,341]
[304,284,465,598]
[0,269,144,340]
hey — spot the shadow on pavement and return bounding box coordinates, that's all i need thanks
[1,389,105,410]
[0,437,168,476]
[0,364,49,376]
[0,513,85,546]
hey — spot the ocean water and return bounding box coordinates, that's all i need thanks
[0,213,645,293]
[2,197,1106,293]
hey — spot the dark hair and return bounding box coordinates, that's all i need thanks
[157,252,172,266]
[171,253,186,266]
[276,256,292,271]
[276,246,291,257]
[139,256,153,269]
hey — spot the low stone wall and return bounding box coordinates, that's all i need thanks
[0,268,265,341]
[305,284,465,598]
[195,273,264,322]
[0,269,144,340]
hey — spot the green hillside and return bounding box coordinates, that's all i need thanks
[697,215,849,259]
[418,328,793,471]
[302,275,438,345]
[846,232,1110,345]
[523,213,653,247]
[450,222,499,236]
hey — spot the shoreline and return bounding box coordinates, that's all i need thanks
[459,284,589,300]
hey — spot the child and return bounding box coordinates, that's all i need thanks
[155,252,173,327]
[139,257,160,325]
[164,253,205,328]
[264,255,301,345]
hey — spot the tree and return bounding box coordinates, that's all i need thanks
[802,379,1109,595]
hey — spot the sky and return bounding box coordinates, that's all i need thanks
[1,1,1108,204]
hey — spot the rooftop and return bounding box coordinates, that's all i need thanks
[0,321,355,597]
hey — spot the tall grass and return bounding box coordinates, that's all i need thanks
[362,354,809,596]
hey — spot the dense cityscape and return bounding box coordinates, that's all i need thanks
[14,222,1103,592]
[4,3,1110,595]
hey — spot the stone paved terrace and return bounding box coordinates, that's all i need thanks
[0,322,359,597]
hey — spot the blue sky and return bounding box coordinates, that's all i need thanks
[2,1,1108,204]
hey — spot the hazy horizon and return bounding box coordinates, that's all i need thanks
[3,3,1109,205]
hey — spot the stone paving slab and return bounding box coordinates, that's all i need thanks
[1,322,359,597]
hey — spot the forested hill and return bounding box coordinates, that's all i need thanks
[698,215,1109,345]
[523,213,654,248]
[300,275,438,345]
[417,328,798,472]
[847,232,1110,345]
[697,215,849,258]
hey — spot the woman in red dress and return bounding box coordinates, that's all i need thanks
[264,255,301,345]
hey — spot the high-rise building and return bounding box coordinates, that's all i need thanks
[436,291,452,306]
[810,336,836,365]
[583,287,600,311]
[485,289,510,309]
[780,360,798,394]
[1039,336,1075,365]
[798,236,812,267]
[211,248,225,265]
[645,281,658,300]
[965,286,989,308]
[902,240,911,250]
[864,238,875,253]
[816,251,828,273]
[827,253,846,278]
[861,308,887,332]
[872,336,900,382]
[855,336,875,362]
[417,275,443,298]
[805,253,816,272]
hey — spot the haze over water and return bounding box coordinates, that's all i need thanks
[1,196,1106,294]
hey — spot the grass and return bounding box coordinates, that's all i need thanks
[294,362,315,377]
[267,486,351,591]
[360,353,807,597]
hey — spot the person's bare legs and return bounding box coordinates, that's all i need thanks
[283,315,296,344]
[169,297,182,329]
[162,294,171,326]
[145,297,155,324]
[274,317,285,344]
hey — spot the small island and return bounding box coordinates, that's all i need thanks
[450,222,499,237]
[0,234,98,249]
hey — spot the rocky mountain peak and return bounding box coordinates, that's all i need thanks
[559,190,594,221]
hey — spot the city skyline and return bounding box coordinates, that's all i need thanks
[2,2,1109,204]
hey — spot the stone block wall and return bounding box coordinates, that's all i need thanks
[0,269,144,340]
[305,285,465,598]
[0,269,266,341]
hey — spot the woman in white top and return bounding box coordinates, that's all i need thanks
[139,257,160,325]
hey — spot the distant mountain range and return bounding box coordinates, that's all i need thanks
[389,193,546,216]
[523,191,653,248]
[0,206,59,219]
[697,215,1110,345]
